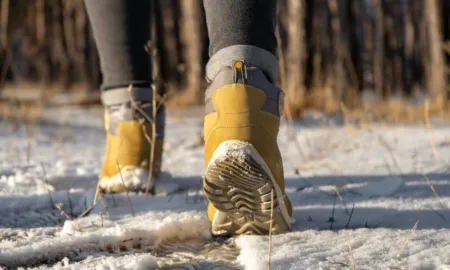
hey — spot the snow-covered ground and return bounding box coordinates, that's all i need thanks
[0,107,449,270]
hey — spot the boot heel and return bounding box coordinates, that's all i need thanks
[204,140,291,235]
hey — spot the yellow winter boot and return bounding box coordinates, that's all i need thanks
[203,61,292,235]
[98,86,165,193]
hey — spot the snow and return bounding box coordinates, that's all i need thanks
[0,107,449,269]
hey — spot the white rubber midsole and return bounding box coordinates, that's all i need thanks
[99,166,148,189]
[207,140,292,229]
[99,167,177,194]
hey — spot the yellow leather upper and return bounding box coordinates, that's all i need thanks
[204,83,291,220]
[100,113,162,179]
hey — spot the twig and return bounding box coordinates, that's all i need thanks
[424,100,440,161]
[145,80,157,196]
[76,185,101,219]
[333,186,349,215]
[76,176,102,219]
[55,202,71,220]
[396,220,420,259]
[345,204,356,229]
[126,84,158,196]
[167,192,175,203]
[421,173,446,219]
[268,189,275,270]
[140,122,156,195]
[40,163,55,209]
[431,207,447,221]
[67,191,73,217]
[378,135,402,174]
[329,194,337,230]
[26,125,33,164]
[93,175,102,206]
[421,173,441,202]
[100,206,108,227]
[83,196,87,212]
[97,192,110,217]
[116,161,135,217]
[127,85,154,126]
[111,194,117,208]
[348,243,356,270]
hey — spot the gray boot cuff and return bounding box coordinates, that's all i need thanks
[101,87,154,106]
[206,45,278,83]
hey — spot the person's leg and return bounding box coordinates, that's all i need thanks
[85,0,152,90]
[85,0,164,192]
[202,0,292,235]
[203,0,278,83]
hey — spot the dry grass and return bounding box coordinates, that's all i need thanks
[55,202,72,220]
[40,163,55,209]
[0,101,43,124]
[338,98,449,124]
[395,220,420,259]
[267,189,275,270]
[348,243,356,270]
[424,99,441,161]
[421,173,442,204]
[0,83,100,104]
[1,89,449,125]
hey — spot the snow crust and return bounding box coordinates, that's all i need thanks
[0,108,449,269]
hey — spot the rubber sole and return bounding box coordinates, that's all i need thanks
[204,140,291,236]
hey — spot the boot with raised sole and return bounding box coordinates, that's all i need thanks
[98,86,165,193]
[203,61,292,236]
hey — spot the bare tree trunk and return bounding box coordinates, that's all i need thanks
[0,0,9,49]
[424,0,447,105]
[360,0,374,94]
[401,0,413,96]
[74,0,87,84]
[284,0,306,116]
[179,0,204,104]
[0,0,10,86]
[310,0,330,90]
[63,0,76,87]
[152,0,165,95]
[328,0,344,101]
[23,3,37,82]
[50,0,70,87]
[35,0,50,83]
[1,0,447,110]
[86,24,101,90]
[373,0,384,99]
[160,0,180,87]
[382,1,395,98]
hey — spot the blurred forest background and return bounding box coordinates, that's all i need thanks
[0,0,449,119]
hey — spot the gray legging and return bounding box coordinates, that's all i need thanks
[84,0,278,95]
